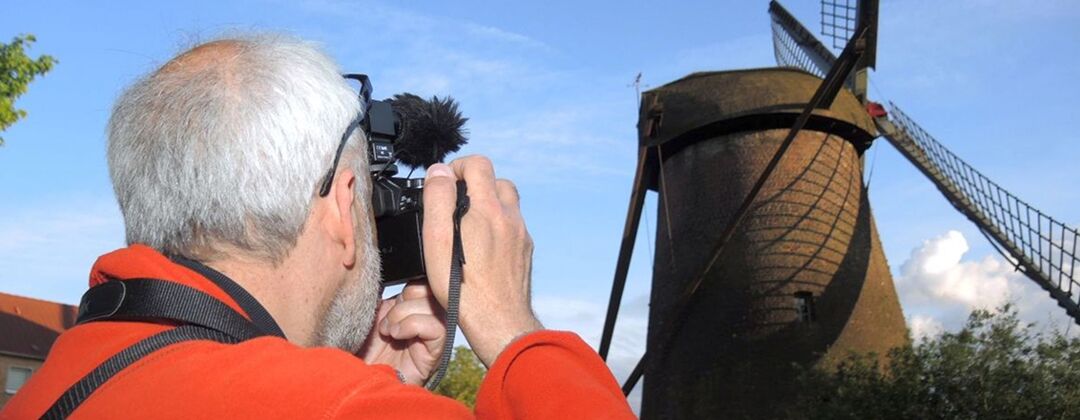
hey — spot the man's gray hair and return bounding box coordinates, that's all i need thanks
[108,35,367,262]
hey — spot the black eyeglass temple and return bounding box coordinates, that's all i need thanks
[318,116,362,197]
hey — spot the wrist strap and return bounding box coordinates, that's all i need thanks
[425,180,469,390]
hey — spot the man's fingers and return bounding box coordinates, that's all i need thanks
[449,155,498,203]
[495,179,520,209]
[374,297,397,335]
[401,281,432,301]
[389,313,446,342]
[385,295,441,323]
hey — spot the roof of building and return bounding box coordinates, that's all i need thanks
[0,292,78,360]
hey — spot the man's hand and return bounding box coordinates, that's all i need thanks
[422,156,544,367]
[357,282,447,385]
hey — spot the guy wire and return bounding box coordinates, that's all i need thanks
[657,146,678,269]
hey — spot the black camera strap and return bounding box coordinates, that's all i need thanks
[42,324,239,420]
[424,180,470,390]
[74,279,267,340]
[42,269,279,419]
[172,256,286,338]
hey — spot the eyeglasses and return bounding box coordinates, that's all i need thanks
[318,74,374,197]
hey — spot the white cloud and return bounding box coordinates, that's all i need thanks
[463,23,550,52]
[895,230,1078,339]
[908,314,944,343]
[899,230,1012,308]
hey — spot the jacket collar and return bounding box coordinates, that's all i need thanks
[90,245,285,338]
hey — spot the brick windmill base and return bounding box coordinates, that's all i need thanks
[639,69,907,418]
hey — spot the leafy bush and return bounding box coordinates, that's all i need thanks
[790,305,1080,420]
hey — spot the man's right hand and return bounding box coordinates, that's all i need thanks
[422,156,544,367]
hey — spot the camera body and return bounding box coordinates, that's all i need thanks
[348,73,466,285]
[365,98,428,286]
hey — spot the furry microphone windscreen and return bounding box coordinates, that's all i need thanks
[389,93,469,169]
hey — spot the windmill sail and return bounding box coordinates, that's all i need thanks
[769,0,836,79]
[876,109,1079,324]
[821,0,859,50]
[770,0,1080,324]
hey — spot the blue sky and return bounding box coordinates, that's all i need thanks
[2,0,1079,405]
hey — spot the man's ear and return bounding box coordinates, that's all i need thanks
[329,168,357,267]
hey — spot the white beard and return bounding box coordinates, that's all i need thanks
[315,213,382,353]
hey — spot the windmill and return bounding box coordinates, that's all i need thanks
[597,0,1079,417]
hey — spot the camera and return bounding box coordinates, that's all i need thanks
[368,98,426,286]
[346,74,467,286]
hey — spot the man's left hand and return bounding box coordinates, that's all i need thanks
[357,282,447,385]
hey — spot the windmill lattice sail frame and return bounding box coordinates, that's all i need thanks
[769,0,1080,324]
[821,0,858,50]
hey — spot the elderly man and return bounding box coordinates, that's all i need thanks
[2,36,633,418]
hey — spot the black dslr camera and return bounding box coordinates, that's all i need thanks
[346,74,467,286]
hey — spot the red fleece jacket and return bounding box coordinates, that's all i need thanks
[1,245,635,419]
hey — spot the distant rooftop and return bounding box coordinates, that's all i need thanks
[0,292,78,360]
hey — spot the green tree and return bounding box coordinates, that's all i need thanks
[1,34,57,145]
[435,346,487,409]
[788,304,1080,420]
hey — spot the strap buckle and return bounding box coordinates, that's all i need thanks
[77,281,127,323]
